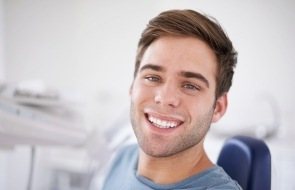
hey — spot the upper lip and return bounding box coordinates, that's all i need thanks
[144,109,185,123]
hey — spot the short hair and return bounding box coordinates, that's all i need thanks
[134,9,237,98]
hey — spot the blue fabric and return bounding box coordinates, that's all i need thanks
[103,144,242,190]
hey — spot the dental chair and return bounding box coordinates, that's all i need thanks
[217,135,271,190]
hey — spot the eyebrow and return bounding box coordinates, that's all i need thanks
[180,71,210,88]
[140,64,165,72]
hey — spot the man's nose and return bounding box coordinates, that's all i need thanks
[154,82,181,108]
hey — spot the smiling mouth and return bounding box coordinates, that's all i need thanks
[145,113,183,129]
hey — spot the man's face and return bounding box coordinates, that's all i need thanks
[130,36,227,157]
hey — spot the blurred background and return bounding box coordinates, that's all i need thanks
[0,0,294,189]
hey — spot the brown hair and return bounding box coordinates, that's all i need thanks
[134,9,237,98]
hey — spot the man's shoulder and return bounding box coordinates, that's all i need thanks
[102,144,139,190]
[206,166,242,190]
[107,143,138,172]
[177,166,241,190]
[115,143,138,160]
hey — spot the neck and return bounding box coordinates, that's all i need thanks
[137,141,213,184]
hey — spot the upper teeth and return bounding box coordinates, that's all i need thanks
[148,115,178,128]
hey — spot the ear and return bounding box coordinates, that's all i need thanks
[212,93,228,123]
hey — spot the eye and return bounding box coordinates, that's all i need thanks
[144,75,161,82]
[182,83,200,91]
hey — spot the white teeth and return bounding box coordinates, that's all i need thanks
[148,115,179,128]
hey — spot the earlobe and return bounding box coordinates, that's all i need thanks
[212,93,228,123]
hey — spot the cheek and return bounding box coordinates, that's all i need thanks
[184,95,215,117]
[131,82,154,104]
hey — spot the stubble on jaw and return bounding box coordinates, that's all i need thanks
[129,102,215,158]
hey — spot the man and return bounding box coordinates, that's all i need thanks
[103,9,241,189]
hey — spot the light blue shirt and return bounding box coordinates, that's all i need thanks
[103,144,242,190]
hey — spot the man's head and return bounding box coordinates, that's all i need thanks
[130,9,237,157]
[134,9,237,98]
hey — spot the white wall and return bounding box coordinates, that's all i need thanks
[0,0,5,81]
[2,0,295,189]
[0,1,7,189]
